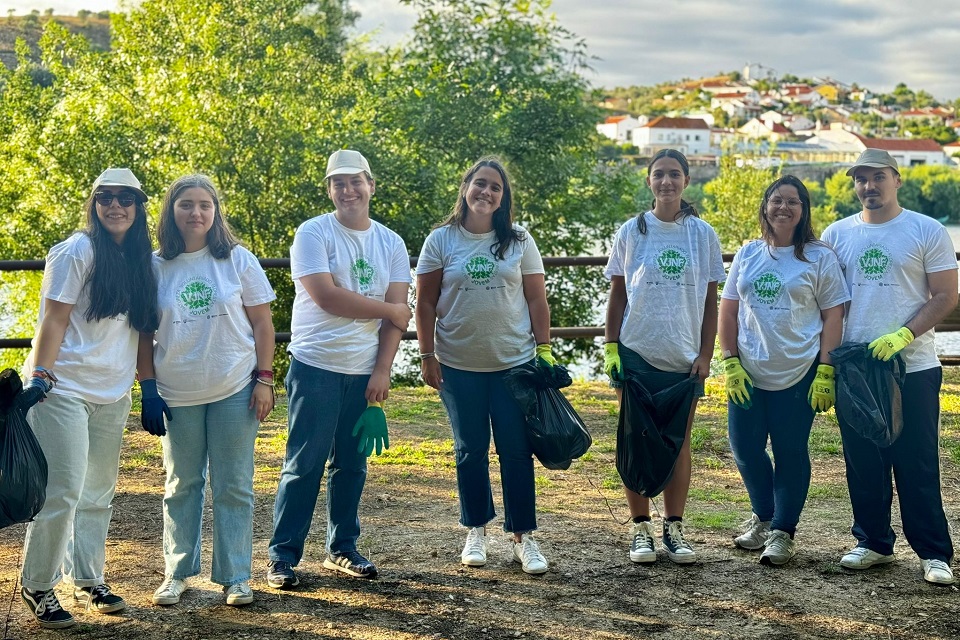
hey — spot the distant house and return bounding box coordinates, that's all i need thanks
[777,84,828,108]
[813,84,848,104]
[739,118,792,142]
[898,107,955,124]
[711,91,762,119]
[596,115,643,144]
[943,142,960,164]
[807,128,950,166]
[632,116,712,156]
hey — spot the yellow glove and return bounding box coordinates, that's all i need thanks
[807,364,835,413]
[535,343,557,370]
[723,357,753,410]
[868,327,914,361]
[603,342,623,382]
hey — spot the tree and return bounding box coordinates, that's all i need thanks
[823,170,860,218]
[701,152,777,251]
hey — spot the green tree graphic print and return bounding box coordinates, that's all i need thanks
[752,271,785,305]
[856,244,891,282]
[177,277,217,316]
[351,257,377,292]
[655,247,688,281]
[464,255,499,285]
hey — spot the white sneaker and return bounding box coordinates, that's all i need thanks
[840,546,894,569]
[628,520,657,564]
[759,530,796,566]
[921,559,956,585]
[224,581,254,606]
[152,578,187,606]
[734,514,771,550]
[461,527,487,567]
[662,520,696,564]
[513,534,548,575]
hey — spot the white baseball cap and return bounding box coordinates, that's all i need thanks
[92,167,148,201]
[325,149,372,179]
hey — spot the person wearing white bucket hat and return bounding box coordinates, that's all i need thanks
[266,149,411,588]
[822,148,958,585]
[19,168,160,629]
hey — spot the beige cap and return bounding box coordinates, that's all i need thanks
[846,148,899,176]
[92,168,147,201]
[325,149,372,179]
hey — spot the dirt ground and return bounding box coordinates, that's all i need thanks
[1,377,959,640]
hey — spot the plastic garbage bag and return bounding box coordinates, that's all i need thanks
[503,362,592,470]
[616,370,698,498]
[830,342,905,448]
[0,368,49,528]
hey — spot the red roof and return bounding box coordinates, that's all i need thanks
[642,116,710,130]
[604,115,629,124]
[770,123,791,134]
[855,135,943,152]
[712,92,749,100]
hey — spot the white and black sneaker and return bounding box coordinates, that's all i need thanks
[21,588,76,629]
[662,520,697,564]
[629,520,657,564]
[74,583,126,613]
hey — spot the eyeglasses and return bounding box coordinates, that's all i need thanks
[95,191,138,207]
[768,198,802,209]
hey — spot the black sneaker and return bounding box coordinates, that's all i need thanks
[21,588,76,629]
[323,551,378,578]
[266,560,300,589]
[74,583,126,613]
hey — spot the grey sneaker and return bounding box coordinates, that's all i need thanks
[734,514,771,550]
[224,581,254,606]
[840,546,894,569]
[152,577,187,605]
[628,521,657,564]
[461,527,487,567]
[662,520,696,564]
[920,559,955,585]
[760,530,796,566]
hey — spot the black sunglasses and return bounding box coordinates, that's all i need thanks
[95,191,138,207]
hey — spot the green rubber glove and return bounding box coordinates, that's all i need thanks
[352,402,389,457]
[807,364,835,413]
[535,343,557,370]
[723,357,754,410]
[603,342,623,382]
[868,327,914,361]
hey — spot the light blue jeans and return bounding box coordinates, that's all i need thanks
[161,383,259,586]
[21,393,131,591]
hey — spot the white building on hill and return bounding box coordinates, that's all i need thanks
[632,117,712,156]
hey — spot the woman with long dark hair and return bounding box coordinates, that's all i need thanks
[719,175,847,565]
[416,157,556,574]
[137,174,275,607]
[19,168,159,629]
[604,149,725,565]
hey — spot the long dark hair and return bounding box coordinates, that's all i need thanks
[438,157,524,260]
[82,191,159,333]
[638,148,699,234]
[158,174,240,260]
[759,174,819,262]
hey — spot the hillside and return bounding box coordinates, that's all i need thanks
[0,14,111,69]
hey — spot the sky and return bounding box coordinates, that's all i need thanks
[6,0,960,100]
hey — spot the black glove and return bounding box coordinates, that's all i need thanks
[140,378,171,437]
[16,376,50,412]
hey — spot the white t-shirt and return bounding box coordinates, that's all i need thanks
[722,241,850,390]
[289,212,411,375]
[417,224,545,372]
[23,233,138,404]
[152,246,276,407]
[605,213,726,373]
[821,209,957,373]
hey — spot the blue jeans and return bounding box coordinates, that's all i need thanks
[160,382,259,586]
[21,393,131,591]
[439,363,536,533]
[727,364,817,535]
[839,367,953,561]
[269,357,369,563]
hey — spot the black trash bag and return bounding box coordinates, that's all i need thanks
[0,368,49,528]
[830,342,906,448]
[616,370,698,498]
[503,362,592,470]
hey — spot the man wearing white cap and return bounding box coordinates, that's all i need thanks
[266,150,412,587]
[821,148,957,585]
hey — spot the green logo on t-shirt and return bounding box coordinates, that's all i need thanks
[856,244,890,281]
[656,247,688,281]
[351,257,376,292]
[464,255,499,285]
[177,277,216,316]
[752,271,784,305]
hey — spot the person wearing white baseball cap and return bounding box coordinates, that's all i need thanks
[19,168,160,628]
[822,148,958,585]
[266,149,411,587]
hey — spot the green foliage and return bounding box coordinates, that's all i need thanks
[701,153,776,251]
[823,170,860,218]
[898,165,960,222]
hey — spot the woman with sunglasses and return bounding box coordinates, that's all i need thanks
[18,169,159,630]
[719,175,847,565]
[136,175,275,607]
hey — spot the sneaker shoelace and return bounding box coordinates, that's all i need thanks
[666,522,692,550]
[464,529,485,556]
[926,559,950,572]
[632,524,654,550]
[32,590,63,616]
[764,531,790,551]
[82,584,112,610]
[740,516,765,537]
[520,537,545,564]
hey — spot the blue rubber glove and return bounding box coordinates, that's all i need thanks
[352,402,389,456]
[16,376,50,412]
[140,378,171,437]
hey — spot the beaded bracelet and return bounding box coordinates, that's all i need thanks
[256,377,276,387]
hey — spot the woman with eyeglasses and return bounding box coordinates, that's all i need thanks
[135,175,275,607]
[718,175,848,566]
[18,169,160,629]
